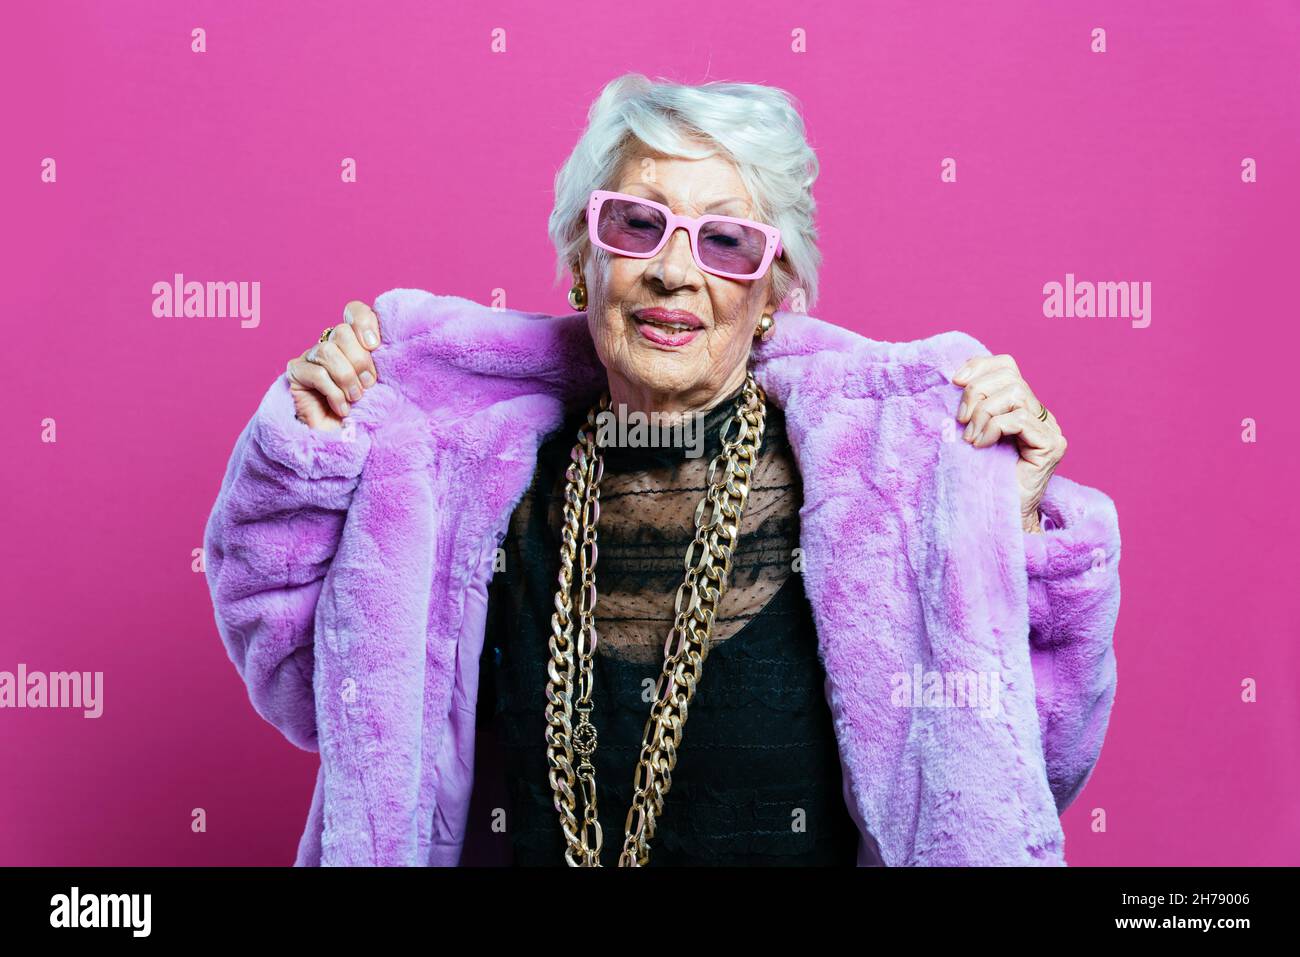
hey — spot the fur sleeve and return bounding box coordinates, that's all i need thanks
[1023,475,1122,811]
[202,371,372,751]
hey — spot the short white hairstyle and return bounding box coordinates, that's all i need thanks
[548,73,822,313]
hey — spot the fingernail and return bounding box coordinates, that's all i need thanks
[348,384,361,401]
[340,401,350,416]
[360,370,375,387]
[364,330,379,348]
[964,421,973,440]
[957,401,967,420]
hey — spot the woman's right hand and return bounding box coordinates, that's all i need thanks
[287,301,383,430]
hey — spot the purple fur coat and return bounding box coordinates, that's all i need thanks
[203,287,1121,867]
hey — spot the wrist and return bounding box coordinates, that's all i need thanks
[1023,509,1043,534]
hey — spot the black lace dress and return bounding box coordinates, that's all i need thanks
[476,385,861,866]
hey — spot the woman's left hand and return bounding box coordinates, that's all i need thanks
[950,354,1067,534]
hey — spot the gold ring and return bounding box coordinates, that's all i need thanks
[1037,402,1049,421]
[318,326,335,344]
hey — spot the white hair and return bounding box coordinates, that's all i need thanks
[548,73,822,313]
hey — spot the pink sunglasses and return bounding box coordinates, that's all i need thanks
[586,189,784,281]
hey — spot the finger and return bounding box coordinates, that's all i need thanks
[972,407,1040,450]
[971,387,1060,449]
[288,356,351,419]
[292,388,340,431]
[958,367,1020,425]
[290,355,349,419]
[950,355,981,384]
[965,381,1034,442]
[951,352,1017,386]
[329,321,379,389]
[344,300,382,350]
[973,406,1062,456]
[306,337,365,403]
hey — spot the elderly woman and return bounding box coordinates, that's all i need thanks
[204,74,1120,867]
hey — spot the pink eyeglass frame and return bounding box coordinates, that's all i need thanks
[586,189,784,281]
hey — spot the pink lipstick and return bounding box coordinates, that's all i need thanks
[633,308,703,348]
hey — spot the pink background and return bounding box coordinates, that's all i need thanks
[3,0,1298,865]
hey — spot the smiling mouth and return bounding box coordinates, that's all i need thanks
[637,317,697,332]
[631,310,703,348]
[632,307,704,331]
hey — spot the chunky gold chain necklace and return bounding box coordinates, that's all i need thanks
[543,371,767,866]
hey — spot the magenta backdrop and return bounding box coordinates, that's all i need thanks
[3,0,1298,866]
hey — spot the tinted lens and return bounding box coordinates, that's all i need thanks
[596,198,666,254]
[595,197,770,276]
[698,219,768,275]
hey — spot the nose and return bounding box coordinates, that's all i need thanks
[649,225,699,288]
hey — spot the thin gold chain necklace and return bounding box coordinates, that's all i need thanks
[543,371,768,866]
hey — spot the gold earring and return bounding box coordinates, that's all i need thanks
[755,313,774,338]
[568,275,587,311]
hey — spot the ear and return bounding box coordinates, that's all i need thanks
[764,290,783,319]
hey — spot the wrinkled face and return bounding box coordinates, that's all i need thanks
[578,144,782,413]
